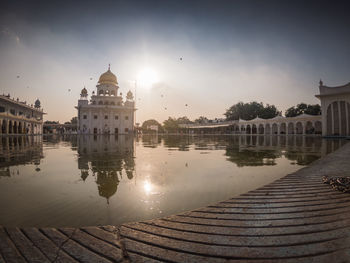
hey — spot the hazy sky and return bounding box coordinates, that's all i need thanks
[1,0,350,123]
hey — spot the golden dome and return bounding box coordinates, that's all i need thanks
[98,65,118,85]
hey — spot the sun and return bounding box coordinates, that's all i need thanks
[137,68,159,87]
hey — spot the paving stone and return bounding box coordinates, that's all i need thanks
[41,228,111,263]
[0,227,26,263]
[60,228,124,262]
[22,228,76,262]
[82,226,121,248]
[5,227,49,263]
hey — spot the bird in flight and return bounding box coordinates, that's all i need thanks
[68,89,71,92]
[180,58,183,61]
[16,75,20,78]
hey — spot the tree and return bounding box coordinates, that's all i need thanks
[285,103,321,117]
[224,101,279,121]
[285,106,298,117]
[259,104,280,119]
[163,117,179,132]
[194,116,209,124]
[176,116,193,124]
[305,104,321,115]
[70,117,78,125]
[141,119,163,133]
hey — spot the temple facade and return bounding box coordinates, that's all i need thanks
[76,66,136,134]
[0,95,45,135]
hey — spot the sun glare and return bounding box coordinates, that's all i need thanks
[143,180,153,195]
[137,68,159,87]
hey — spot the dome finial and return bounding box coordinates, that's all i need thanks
[80,86,88,98]
[108,63,110,71]
[126,90,134,100]
[34,98,41,108]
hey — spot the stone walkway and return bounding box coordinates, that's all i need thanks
[1,142,350,262]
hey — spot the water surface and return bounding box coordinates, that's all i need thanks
[0,135,346,227]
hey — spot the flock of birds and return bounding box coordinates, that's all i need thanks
[15,57,188,112]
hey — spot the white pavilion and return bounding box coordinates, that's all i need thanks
[76,66,136,134]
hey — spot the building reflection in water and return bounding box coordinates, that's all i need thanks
[0,134,347,227]
[77,135,135,203]
[0,136,44,177]
[141,134,347,167]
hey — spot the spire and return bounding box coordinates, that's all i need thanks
[319,79,323,87]
[108,63,110,71]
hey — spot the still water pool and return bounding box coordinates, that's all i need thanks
[0,135,346,227]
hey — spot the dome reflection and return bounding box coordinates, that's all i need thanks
[77,135,135,203]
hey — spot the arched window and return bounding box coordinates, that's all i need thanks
[252,124,257,134]
[280,123,286,134]
[305,121,314,134]
[111,90,116,96]
[110,101,115,105]
[258,124,264,134]
[296,122,303,134]
[271,123,278,134]
[98,101,103,105]
[99,90,104,95]
[315,121,322,134]
[287,122,294,134]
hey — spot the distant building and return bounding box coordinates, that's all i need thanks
[76,66,136,134]
[181,114,322,135]
[316,80,350,136]
[43,122,78,134]
[179,81,350,138]
[0,95,45,135]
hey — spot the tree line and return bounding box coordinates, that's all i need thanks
[224,101,321,120]
[142,101,321,133]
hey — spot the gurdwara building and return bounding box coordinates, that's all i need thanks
[76,66,136,134]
